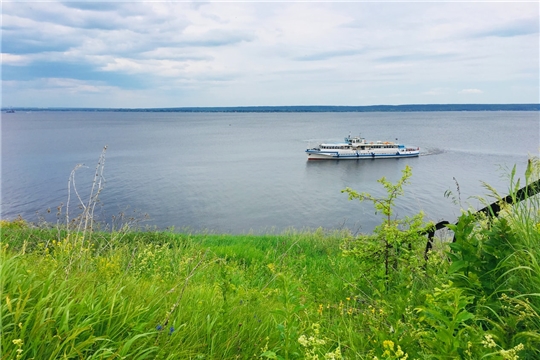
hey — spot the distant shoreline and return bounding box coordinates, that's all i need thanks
[3,104,539,112]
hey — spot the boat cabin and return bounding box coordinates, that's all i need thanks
[319,144,352,150]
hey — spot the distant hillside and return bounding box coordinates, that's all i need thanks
[5,104,540,112]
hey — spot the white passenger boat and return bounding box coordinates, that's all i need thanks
[306,134,420,160]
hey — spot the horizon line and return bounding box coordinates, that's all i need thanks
[3,103,540,110]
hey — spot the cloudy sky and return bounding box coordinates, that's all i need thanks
[2,1,538,108]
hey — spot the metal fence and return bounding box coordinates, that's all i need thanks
[424,178,540,259]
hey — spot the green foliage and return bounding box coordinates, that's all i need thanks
[0,217,28,230]
[0,228,362,359]
[339,160,540,359]
[414,282,478,358]
[341,165,434,292]
[444,161,540,358]
[343,165,413,223]
[2,160,540,359]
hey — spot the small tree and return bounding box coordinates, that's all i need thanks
[341,165,433,291]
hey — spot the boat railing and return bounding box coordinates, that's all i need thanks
[423,177,540,260]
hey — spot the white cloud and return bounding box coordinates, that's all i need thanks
[44,78,105,93]
[460,89,484,94]
[1,53,31,65]
[1,2,538,107]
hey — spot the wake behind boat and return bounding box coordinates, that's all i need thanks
[306,134,420,160]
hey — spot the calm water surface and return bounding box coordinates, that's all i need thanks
[1,111,538,234]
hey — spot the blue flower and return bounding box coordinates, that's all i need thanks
[169,326,175,335]
[156,324,163,331]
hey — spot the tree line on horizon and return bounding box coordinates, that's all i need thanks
[4,103,540,113]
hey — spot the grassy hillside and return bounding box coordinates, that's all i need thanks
[1,164,539,359]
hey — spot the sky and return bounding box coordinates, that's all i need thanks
[1,1,539,108]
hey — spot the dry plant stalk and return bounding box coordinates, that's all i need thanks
[66,146,107,238]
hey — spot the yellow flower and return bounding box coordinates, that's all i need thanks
[499,343,524,360]
[382,340,394,350]
[12,339,23,346]
[482,334,497,349]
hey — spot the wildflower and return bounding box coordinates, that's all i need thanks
[395,345,404,357]
[298,335,309,347]
[12,339,23,346]
[482,334,497,349]
[12,338,24,360]
[169,326,175,335]
[465,341,473,357]
[156,324,163,331]
[324,347,342,359]
[499,343,524,360]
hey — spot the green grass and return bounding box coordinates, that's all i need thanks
[1,227,366,359]
[1,163,539,359]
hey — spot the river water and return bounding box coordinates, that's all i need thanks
[1,111,538,234]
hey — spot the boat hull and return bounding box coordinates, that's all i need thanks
[306,149,420,160]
